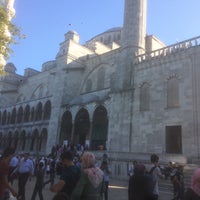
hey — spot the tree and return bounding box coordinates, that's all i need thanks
[0,5,24,75]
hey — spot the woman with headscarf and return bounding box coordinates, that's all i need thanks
[71,151,105,200]
[184,168,200,200]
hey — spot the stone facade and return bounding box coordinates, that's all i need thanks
[1,0,200,177]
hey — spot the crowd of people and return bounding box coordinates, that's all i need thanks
[1,145,200,200]
[0,146,111,200]
[127,154,200,200]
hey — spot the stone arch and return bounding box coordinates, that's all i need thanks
[7,112,10,125]
[30,129,39,151]
[0,132,2,148]
[24,105,30,122]
[39,128,48,152]
[11,108,16,124]
[74,108,90,146]
[91,105,108,150]
[31,84,46,99]
[30,107,35,121]
[13,131,19,150]
[17,106,23,123]
[2,110,7,125]
[43,100,51,120]
[80,63,114,93]
[7,131,12,147]
[60,111,72,145]
[19,130,26,151]
[35,102,43,121]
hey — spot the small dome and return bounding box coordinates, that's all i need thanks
[4,62,16,73]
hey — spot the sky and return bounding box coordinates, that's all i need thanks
[8,0,200,75]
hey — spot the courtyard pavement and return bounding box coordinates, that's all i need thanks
[12,175,173,200]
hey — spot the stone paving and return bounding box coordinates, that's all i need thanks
[12,175,173,200]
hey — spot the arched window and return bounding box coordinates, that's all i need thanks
[30,107,35,121]
[39,128,48,152]
[13,131,19,150]
[30,130,39,151]
[19,131,26,151]
[24,105,30,122]
[2,110,7,125]
[43,100,51,120]
[140,82,150,111]
[0,132,2,148]
[35,102,43,121]
[91,105,108,150]
[7,132,12,147]
[74,108,90,146]
[11,108,16,124]
[60,111,72,145]
[17,106,23,123]
[7,112,10,125]
[167,76,179,108]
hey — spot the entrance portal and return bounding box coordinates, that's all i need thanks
[74,108,90,146]
[166,125,182,154]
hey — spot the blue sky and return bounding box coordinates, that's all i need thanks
[9,0,200,75]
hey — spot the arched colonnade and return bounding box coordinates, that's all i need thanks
[60,105,109,150]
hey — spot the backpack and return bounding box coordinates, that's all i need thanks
[149,166,156,175]
[148,166,157,190]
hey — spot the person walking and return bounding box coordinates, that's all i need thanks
[0,147,18,200]
[184,168,200,200]
[17,152,34,200]
[8,154,18,185]
[43,158,56,187]
[50,151,81,198]
[128,164,154,200]
[31,162,45,200]
[149,154,165,200]
[100,160,112,200]
[171,165,184,200]
[71,151,105,200]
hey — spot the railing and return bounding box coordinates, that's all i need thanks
[136,36,200,63]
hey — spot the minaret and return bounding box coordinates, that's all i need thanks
[121,0,147,55]
[112,0,147,90]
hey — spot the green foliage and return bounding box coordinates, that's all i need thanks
[0,5,25,74]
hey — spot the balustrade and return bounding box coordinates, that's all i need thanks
[136,36,200,63]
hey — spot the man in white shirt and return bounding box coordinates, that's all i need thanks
[8,155,18,184]
[17,152,34,200]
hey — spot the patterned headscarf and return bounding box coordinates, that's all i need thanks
[191,168,200,197]
[81,152,104,188]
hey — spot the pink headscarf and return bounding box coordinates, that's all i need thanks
[191,168,200,196]
[81,152,104,188]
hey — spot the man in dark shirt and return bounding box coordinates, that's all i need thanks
[50,151,81,198]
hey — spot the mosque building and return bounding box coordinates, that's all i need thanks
[1,0,200,177]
